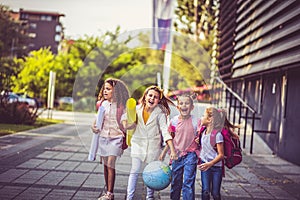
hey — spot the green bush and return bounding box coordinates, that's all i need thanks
[0,102,37,125]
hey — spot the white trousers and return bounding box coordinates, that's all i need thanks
[126,157,154,199]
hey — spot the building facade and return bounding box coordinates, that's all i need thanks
[214,0,300,165]
[11,9,65,54]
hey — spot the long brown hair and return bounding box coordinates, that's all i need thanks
[139,85,175,116]
[98,78,129,107]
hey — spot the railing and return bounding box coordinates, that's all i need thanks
[211,77,276,154]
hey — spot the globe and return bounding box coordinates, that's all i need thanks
[142,161,172,191]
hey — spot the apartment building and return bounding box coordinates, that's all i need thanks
[11,8,65,54]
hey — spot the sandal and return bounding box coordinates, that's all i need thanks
[98,192,114,200]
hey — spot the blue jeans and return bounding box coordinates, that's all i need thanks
[170,152,197,200]
[201,161,222,200]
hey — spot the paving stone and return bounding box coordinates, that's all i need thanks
[36,160,63,170]
[59,172,89,187]
[73,162,97,172]
[81,173,104,189]
[56,161,80,171]
[68,152,89,161]
[0,169,28,182]
[53,152,75,160]
[72,190,100,199]
[35,151,59,159]
[17,158,46,169]
[0,186,26,199]
[13,170,48,184]
[43,189,76,200]
[35,171,68,185]
[14,187,51,200]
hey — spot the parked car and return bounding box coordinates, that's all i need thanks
[16,93,40,107]
[57,96,73,111]
[7,92,37,108]
[58,96,73,104]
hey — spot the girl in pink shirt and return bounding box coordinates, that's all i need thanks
[160,95,201,200]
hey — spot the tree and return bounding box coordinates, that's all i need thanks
[0,57,21,90]
[0,5,28,90]
[131,32,210,91]
[14,48,56,100]
[174,0,218,53]
[0,5,28,58]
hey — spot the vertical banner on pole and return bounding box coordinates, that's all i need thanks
[152,0,175,94]
[47,71,56,119]
[152,0,174,50]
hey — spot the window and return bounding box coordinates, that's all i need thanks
[28,15,40,20]
[20,13,28,19]
[29,23,37,29]
[41,15,52,21]
[55,34,61,42]
[55,25,62,32]
[28,33,36,38]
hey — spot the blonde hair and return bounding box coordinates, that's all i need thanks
[205,107,240,138]
[140,85,175,116]
[176,94,194,106]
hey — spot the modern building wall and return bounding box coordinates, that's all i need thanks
[215,0,300,165]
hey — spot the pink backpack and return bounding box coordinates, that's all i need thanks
[199,126,242,169]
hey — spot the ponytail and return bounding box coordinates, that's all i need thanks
[206,107,240,138]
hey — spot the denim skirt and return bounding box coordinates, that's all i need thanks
[97,136,123,157]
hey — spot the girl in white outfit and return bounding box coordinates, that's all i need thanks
[124,85,177,200]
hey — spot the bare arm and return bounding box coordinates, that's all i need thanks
[198,142,224,171]
[91,120,100,133]
[159,145,169,161]
[166,139,178,160]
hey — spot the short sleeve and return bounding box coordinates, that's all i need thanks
[216,132,224,144]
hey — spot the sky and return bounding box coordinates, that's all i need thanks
[0,0,152,39]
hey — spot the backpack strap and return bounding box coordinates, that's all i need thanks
[168,115,179,136]
[197,125,207,147]
[116,103,125,132]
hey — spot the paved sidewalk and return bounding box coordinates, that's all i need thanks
[0,120,300,199]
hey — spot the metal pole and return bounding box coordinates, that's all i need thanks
[243,107,248,149]
[250,113,255,154]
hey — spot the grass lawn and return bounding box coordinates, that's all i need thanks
[0,118,64,137]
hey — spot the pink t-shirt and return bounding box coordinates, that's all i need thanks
[169,115,199,157]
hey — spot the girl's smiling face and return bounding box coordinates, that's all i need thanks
[144,89,160,111]
[103,82,113,102]
[177,96,193,119]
